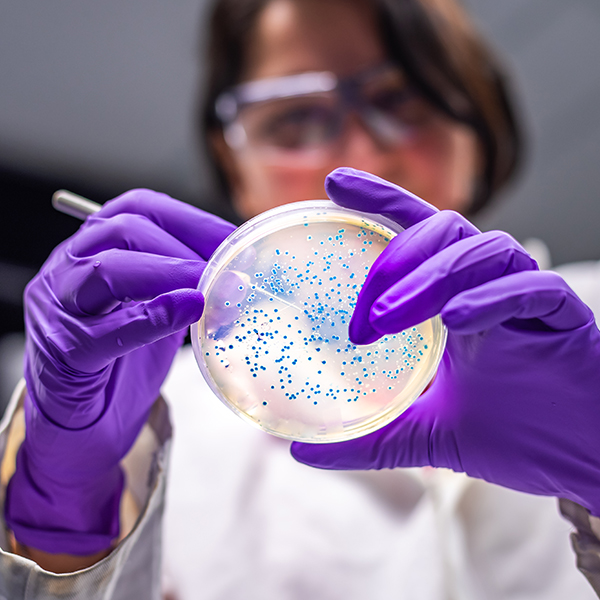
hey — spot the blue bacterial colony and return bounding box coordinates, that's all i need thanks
[198,213,441,442]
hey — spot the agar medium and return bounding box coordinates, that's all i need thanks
[191,201,446,443]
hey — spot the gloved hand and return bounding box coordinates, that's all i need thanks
[5,189,235,555]
[292,168,600,516]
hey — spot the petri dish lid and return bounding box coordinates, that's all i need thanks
[191,200,446,443]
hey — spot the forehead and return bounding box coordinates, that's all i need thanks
[241,0,387,81]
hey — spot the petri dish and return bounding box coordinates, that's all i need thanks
[191,201,446,443]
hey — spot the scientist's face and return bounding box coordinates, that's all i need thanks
[212,0,480,219]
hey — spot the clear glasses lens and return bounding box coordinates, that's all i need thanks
[222,66,428,163]
[239,94,341,151]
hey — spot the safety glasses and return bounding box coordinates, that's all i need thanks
[215,64,425,166]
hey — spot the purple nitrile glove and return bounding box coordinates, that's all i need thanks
[292,168,600,516]
[5,189,235,555]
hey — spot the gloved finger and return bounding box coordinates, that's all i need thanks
[202,270,254,334]
[97,189,236,259]
[70,212,202,260]
[49,251,205,316]
[442,270,594,333]
[349,210,483,344]
[57,289,205,372]
[354,231,537,343]
[290,393,437,471]
[325,168,443,228]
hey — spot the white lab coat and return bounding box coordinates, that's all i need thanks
[0,259,598,599]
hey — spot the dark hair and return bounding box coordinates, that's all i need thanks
[199,0,523,217]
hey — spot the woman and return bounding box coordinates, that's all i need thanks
[1,0,599,598]
[201,0,518,220]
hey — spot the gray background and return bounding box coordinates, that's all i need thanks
[1,0,599,266]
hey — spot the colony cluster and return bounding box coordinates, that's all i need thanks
[202,221,431,418]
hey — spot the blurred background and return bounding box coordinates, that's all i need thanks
[1,0,599,405]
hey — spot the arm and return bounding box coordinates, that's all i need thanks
[1,189,234,592]
[0,379,172,599]
[292,168,600,591]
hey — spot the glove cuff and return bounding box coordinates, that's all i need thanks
[4,443,123,556]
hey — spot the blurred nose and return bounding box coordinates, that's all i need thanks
[336,113,390,174]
